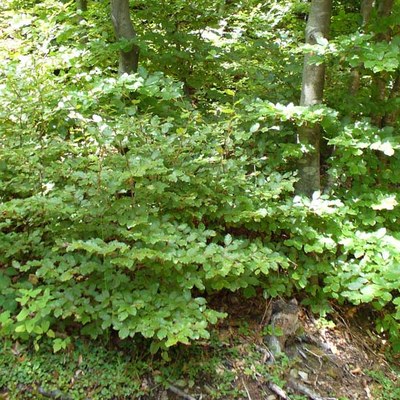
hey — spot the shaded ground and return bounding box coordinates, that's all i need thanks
[1,295,399,400]
[161,294,399,400]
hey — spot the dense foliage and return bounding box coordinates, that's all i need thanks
[0,0,399,354]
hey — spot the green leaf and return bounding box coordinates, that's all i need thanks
[157,328,168,340]
[224,234,233,246]
[118,311,129,322]
[15,324,26,333]
[16,308,30,322]
[0,311,11,324]
[47,329,55,338]
[0,273,11,290]
[249,123,260,133]
[118,326,130,339]
[53,338,65,353]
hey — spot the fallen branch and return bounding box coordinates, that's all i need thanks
[168,384,196,400]
[255,370,290,400]
[267,381,291,400]
[287,378,337,400]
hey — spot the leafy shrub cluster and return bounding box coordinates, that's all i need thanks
[0,0,399,353]
[0,57,296,350]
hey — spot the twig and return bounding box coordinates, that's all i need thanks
[254,344,272,363]
[241,379,253,400]
[302,341,342,371]
[255,371,290,400]
[168,385,196,400]
[301,333,334,354]
[267,381,290,400]
[260,298,272,326]
[303,346,323,368]
[297,348,308,360]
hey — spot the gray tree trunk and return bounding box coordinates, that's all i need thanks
[377,0,398,128]
[371,0,394,126]
[361,0,374,26]
[111,0,139,75]
[350,0,375,98]
[76,0,88,12]
[296,0,332,197]
[75,0,88,42]
[377,0,394,16]
[383,74,400,126]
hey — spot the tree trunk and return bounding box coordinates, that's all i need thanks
[382,74,400,126]
[371,0,395,127]
[111,0,139,75]
[296,0,332,197]
[361,0,374,27]
[76,0,88,12]
[75,0,88,42]
[377,0,394,17]
[349,0,375,100]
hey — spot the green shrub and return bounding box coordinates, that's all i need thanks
[0,0,399,353]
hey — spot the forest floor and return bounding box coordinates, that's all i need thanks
[1,294,399,400]
[189,294,400,400]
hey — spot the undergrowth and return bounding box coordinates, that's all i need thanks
[1,0,400,354]
[0,335,242,400]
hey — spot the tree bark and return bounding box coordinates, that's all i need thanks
[371,0,395,127]
[75,0,88,42]
[349,0,376,99]
[377,0,394,17]
[296,0,332,197]
[111,0,139,75]
[361,0,374,27]
[382,74,400,126]
[76,0,88,12]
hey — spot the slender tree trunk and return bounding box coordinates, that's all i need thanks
[382,74,400,126]
[349,0,376,99]
[361,0,375,27]
[377,0,394,16]
[371,0,395,126]
[111,0,139,75]
[75,0,88,42]
[296,0,332,197]
[76,0,88,12]
[326,0,375,194]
